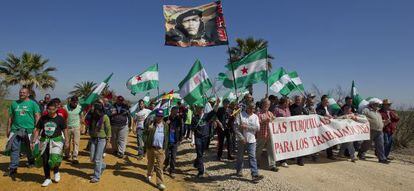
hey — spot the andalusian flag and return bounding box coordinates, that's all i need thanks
[143,92,151,106]
[268,68,292,96]
[351,80,364,109]
[328,96,341,115]
[126,64,159,95]
[223,88,249,102]
[178,60,212,105]
[82,73,113,105]
[357,97,382,113]
[222,48,268,88]
[288,71,305,93]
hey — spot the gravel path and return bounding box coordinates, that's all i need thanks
[176,139,414,191]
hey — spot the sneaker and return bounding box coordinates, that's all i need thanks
[157,184,166,190]
[41,179,52,187]
[281,162,288,168]
[196,172,205,179]
[270,166,279,172]
[90,178,99,183]
[252,174,264,182]
[387,156,395,161]
[146,176,152,182]
[297,162,305,166]
[54,172,61,182]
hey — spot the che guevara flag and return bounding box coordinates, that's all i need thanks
[163,1,228,47]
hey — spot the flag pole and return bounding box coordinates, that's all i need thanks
[157,63,160,98]
[226,45,239,102]
[266,57,269,98]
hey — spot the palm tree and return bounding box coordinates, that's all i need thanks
[69,81,97,98]
[227,37,274,94]
[0,52,57,98]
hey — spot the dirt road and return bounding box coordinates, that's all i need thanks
[1,133,413,191]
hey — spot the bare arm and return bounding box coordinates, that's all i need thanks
[7,116,12,138]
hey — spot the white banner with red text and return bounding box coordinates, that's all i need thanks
[269,114,370,161]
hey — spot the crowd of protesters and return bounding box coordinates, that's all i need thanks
[3,87,400,190]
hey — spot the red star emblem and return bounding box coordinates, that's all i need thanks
[193,76,200,84]
[136,76,142,81]
[241,67,248,75]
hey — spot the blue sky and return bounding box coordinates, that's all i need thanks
[1,0,413,106]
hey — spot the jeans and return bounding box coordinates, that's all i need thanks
[359,130,386,161]
[383,132,393,158]
[339,142,356,159]
[236,141,259,176]
[194,136,209,174]
[43,143,59,179]
[217,129,232,159]
[255,138,276,168]
[111,125,128,155]
[136,128,145,156]
[183,124,192,138]
[90,137,107,180]
[10,135,34,169]
[164,143,178,173]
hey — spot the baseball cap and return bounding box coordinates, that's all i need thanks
[155,109,164,117]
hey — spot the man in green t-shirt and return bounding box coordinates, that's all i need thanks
[3,88,41,178]
[64,96,84,164]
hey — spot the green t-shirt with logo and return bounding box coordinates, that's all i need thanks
[8,99,41,133]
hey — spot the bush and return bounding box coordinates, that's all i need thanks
[394,110,414,148]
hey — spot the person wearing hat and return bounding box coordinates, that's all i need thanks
[379,99,400,159]
[63,96,84,164]
[191,98,220,178]
[145,108,169,190]
[234,102,264,182]
[166,9,212,46]
[110,95,130,158]
[359,99,389,164]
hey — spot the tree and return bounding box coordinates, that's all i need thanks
[0,52,57,98]
[69,81,97,98]
[227,37,274,94]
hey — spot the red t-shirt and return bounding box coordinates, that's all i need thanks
[43,108,68,122]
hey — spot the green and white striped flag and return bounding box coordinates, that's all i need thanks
[178,60,212,105]
[222,48,268,88]
[268,68,292,96]
[288,71,305,93]
[328,96,341,115]
[351,80,364,109]
[223,88,249,102]
[357,97,382,113]
[82,73,113,105]
[126,64,159,95]
[143,92,151,106]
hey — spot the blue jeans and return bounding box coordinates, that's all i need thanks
[90,137,106,180]
[236,141,259,176]
[10,135,34,169]
[383,132,393,158]
[136,128,145,156]
[194,137,209,174]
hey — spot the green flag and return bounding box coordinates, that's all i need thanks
[81,73,113,105]
[288,71,305,93]
[126,64,159,95]
[178,60,212,105]
[143,92,151,106]
[222,48,268,89]
[351,80,364,109]
[268,68,292,96]
[328,96,341,115]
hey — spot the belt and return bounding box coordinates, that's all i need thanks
[152,146,162,149]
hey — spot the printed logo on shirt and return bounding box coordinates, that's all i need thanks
[44,121,57,136]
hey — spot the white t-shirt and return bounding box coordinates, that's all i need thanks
[135,108,152,129]
[236,111,260,143]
